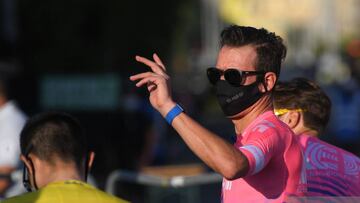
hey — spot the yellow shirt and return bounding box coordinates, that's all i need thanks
[2,180,129,203]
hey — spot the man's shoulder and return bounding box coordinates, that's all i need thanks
[2,184,129,203]
[306,136,360,162]
[85,186,129,203]
[53,181,129,203]
[243,113,296,148]
[248,111,289,133]
[1,191,39,203]
[249,117,291,138]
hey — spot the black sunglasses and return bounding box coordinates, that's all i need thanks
[207,67,264,86]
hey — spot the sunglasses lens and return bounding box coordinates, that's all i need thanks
[224,69,242,86]
[207,68,221,85]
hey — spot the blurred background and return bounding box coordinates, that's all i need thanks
[1,0,359,202]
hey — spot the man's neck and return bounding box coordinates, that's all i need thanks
[293,117,319,138]
[231,96,273,135]
[298,128,319,138]
[44,162,83,186]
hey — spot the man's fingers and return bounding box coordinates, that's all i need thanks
[135,55,166,75]
[130,71,168,88]
[130,72,156,81]
[153,53,166,70]
[147,82,158,92]
[135,76,160,87]
[135,77,160,92]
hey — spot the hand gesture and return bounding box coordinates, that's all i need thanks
[130,53,176,116]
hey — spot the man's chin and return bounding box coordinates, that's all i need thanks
[226,111,246,120]
[225,104,256,120]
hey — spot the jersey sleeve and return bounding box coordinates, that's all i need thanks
[238,122,282,176]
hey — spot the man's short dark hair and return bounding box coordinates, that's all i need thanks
[273,77,331,133]
[220,25,287,77]
[20,112,88,169]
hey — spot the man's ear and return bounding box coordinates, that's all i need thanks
[20,155,33,175]
[286,111,301,129]
[259,72,277,93]
[87,151,95,170]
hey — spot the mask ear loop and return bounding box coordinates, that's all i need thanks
[256,73,268,92]
[22,144,39,192]
[22,164,32,192]
[84,152,90,182]
[22,157,38,192]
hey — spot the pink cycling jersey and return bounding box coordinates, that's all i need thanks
[298,134,360,196]
[221,111,306,203]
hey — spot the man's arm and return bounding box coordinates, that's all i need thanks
[130,54,249,180]
[172,111,249,179]
[0,167,15,197]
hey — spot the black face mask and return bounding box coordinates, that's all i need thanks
[215,80,264,117]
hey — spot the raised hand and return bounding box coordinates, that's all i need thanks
[129,53,176,116]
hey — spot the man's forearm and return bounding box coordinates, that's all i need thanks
[0,167,14,197]
[0,179,11,197]
[170,112,249,180]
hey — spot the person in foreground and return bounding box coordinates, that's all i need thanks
[0,77,27,198]
[2,112,128,203]
[274,77,360,197]
[130,25,306,202]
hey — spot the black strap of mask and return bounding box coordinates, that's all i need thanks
[256,73,268,92]
[84,152,90,182]
[23,158,38,192]
[22,144,39,192]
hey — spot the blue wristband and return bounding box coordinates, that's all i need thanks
[165,104,184,125]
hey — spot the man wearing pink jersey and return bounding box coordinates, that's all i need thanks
[130,25,306,202]
[274,77,360,197]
